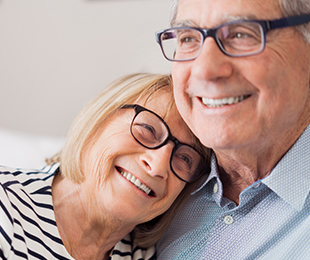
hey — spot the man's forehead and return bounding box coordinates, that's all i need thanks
[173,14,257,28]
[175,0,282,27]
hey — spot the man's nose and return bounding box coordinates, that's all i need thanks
[191,37,233,81]
[139,143,174,180]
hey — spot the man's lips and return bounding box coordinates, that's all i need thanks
[116,167,155,197]
[201,95,250,108]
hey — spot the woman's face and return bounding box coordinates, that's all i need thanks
[81,89,195,226]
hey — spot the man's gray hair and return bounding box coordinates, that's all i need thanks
[280,0,310,43]
[170,0,310,44]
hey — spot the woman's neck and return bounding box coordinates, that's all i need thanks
[51,174,135,260]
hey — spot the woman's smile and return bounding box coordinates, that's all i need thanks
[116,166,155,197]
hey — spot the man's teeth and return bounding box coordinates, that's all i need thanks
[121,171,152,195]
[202,95,246,108]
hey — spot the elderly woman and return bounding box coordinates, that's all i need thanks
[0,73,210,260]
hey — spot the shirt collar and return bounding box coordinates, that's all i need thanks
[192,152,219,195]
[262,124,310,211]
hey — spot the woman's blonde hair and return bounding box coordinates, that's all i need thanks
[47,73,211,247]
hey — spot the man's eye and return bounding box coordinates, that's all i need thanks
[222,25,261,42]
[180,36,195,43]
[179,34,201,45]
[234,32,250,39]
[226,30,256,40]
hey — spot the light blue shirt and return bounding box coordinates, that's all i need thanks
[157,124,310,259]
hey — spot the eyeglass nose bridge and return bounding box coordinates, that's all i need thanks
[148,133,180,151]
[198,27,228,57]
[168,135,180,146]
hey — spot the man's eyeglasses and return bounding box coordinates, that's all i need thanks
[155,14,310,61]
[121,104,210,183]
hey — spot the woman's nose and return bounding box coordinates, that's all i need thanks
[191,37,233,81]
[140,143,174,180]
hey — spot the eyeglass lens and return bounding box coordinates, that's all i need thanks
[131,109,205,183]
[160,21,264,60]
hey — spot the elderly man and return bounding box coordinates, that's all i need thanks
[155,0,310,259]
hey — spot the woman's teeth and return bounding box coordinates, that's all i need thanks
[120,171,152,195]
[202,95,247,108]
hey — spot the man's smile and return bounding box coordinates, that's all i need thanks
[201,95,250,108]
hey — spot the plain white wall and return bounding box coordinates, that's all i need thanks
[0,0,172,138]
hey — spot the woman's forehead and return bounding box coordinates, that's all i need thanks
[139,91,196,145]
[137,88,174,118]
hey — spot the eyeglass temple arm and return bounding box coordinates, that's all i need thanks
[268,14,310,30]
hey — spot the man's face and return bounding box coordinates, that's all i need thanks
[172,0,310,153]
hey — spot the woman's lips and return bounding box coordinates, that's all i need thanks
[116,166,155,197]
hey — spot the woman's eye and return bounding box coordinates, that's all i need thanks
[134,123,158,141]
[181,155,191,164]
[142,124,155,135]
[177,154,193,169]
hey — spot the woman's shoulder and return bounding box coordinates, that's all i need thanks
[0,163,59,189]
[0,163,60,174]
[0,163,71,260]
[109,233,156,260]
[0,163,59,212]
[0,163,60,212]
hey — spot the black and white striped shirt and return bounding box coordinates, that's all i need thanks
[0,165,155,260]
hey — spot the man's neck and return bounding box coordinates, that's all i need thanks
[214,120,310,204]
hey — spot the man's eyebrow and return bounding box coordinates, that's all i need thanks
[173,15,258,28]
[224,14,258,22]
[172,20,197,28]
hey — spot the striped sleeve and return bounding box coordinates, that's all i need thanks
[0,178,29,260]
[0,166,73,260]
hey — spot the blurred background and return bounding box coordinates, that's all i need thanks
[0,0,172,168]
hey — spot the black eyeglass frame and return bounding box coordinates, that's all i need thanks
[121,104,210,183]
[155,14,310,61]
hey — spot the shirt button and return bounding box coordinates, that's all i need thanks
[213,183,219,193]
[223,215,234,225]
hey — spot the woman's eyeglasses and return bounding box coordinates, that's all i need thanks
[121,104,209,183]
